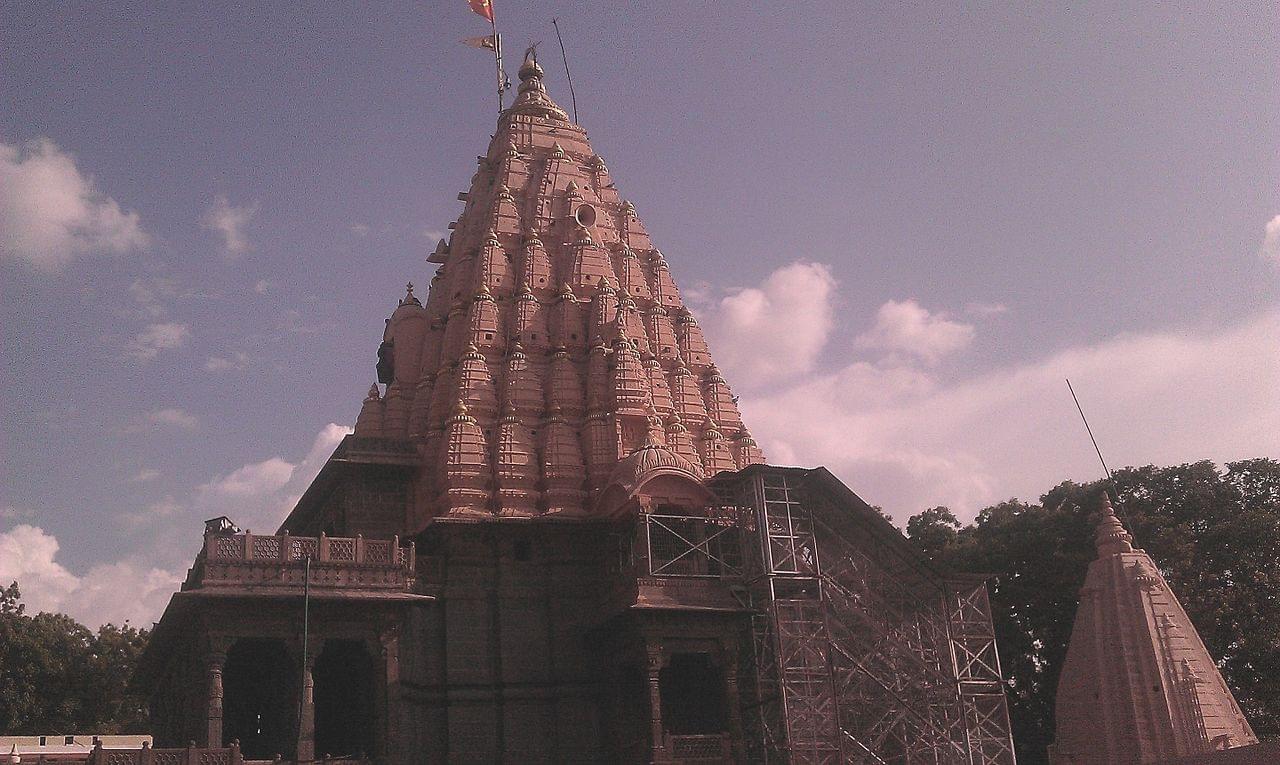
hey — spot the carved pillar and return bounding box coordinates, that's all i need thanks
[646,646,666,762]
[204,650,227,747]
[373,626,403,765]
[296,649,318,764]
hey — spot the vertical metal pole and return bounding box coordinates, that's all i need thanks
[297,554,311,762]
[551,17,578,124]
[491,18,504,114]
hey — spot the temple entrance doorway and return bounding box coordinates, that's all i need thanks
[659,652,727,735]
[223,638,295,760]
[313,639,376,759]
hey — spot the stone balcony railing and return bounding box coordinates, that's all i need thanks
[183,532,416,593]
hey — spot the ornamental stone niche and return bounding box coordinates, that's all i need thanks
[136,48,1020,764]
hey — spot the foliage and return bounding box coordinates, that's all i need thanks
[0,582,150,734]
[906,459,1280,764]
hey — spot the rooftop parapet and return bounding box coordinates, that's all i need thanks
[183,530,416,595]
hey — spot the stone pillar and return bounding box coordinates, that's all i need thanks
[646,646,666,762]
[204,651,227,747]
[296,651,317,764]
[373,627,403,765]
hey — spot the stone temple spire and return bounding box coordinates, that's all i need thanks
[352,54,764,520]
[1049,493,1258,764]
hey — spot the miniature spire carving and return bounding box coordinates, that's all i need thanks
[441,401,490,516]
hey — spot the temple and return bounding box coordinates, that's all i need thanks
[1049,495,1265,764]
[135,50,1018,763]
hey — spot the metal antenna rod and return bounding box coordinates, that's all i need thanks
[551,17,579,123]
[296,553,311,761]
[1066,378,1113,481]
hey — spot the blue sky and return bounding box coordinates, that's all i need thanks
[2,2,1277,627]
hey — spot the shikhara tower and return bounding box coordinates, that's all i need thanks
[1049,495,1260,764]
[138,50,1017,764]
[352,51,763,522]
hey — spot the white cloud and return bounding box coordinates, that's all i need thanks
[126,321,191,360]
[202,195,258,255]
[130,468,161,483]
[1263,214,1280,265]
[0,524,81,605]
[147,407,199,430]
[0,524,182,627]
[694,262,837,391]
[205,351,250,372]
[743,309,1280,523]
[203,457,295,497]
[192,423,352,534]
[253,279,271,294]
[0,138,149,272]
[856,299,975,363]
[1,423,354,628]
[59,560,182,628]
[350,223,370,237]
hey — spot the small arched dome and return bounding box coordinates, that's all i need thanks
[598,442,713,518]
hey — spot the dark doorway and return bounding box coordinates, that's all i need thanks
[223,638,295,759]
[313,640,376,758]
[659,652,727,735]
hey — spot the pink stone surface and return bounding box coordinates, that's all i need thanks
[352,52,764,520]
[1050,494,1259,764]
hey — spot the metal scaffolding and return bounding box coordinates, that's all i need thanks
[716,467,1016,765]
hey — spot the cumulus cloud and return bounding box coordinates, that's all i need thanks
[1263,214,1280,265]
[126,321,191,360]
[203,457,295,497]
[147,407,199,430]
[202,195,258,255]
[190,423,352,533]
[130,468,161,483]
[743,309,1280,522]
[0,524,181,627]
[856,299,975,363]
[1,422,353,628]
[0,138,149,272]
[693,262,837,391]
[0,524,80,604]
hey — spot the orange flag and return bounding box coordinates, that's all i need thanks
[468,0,494,22]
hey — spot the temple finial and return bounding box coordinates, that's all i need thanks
[399,281,421,307]
[1094,491,1134,556]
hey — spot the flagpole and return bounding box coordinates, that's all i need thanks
[490,15,503,115]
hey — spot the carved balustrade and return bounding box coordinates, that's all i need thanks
[183,531,416,592]
[82,742,242,765]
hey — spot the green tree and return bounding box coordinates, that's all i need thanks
[0,582,150,734]
[906,459,1280,764]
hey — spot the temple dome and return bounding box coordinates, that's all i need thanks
[608,442,703,495]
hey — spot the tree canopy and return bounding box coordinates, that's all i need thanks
[0,582,150,734]
[905,458,1280,764]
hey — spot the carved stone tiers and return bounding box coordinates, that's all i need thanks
[354,47,763,521]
